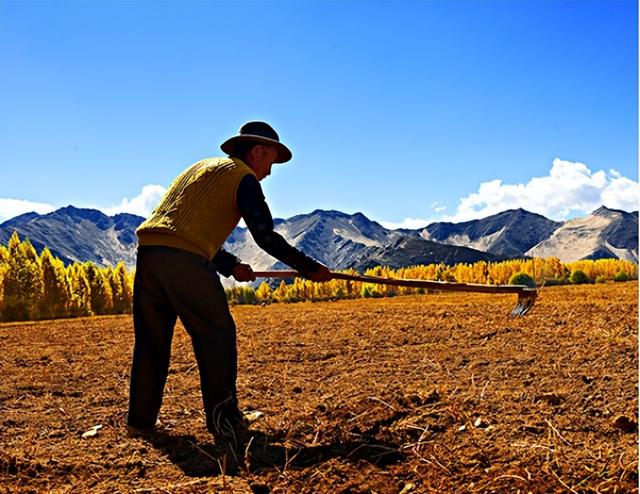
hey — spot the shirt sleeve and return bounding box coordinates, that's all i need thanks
[236,174,322,274]
[211,248,240,277]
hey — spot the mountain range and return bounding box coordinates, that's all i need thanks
[0,205,637,271]
[0,206,141,267]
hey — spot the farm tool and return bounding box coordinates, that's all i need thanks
[253,270,538,317]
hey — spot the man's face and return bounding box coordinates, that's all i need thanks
[250,144,278,181]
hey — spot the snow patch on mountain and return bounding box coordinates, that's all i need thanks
[332,227,382,247]
[422,227,507,253]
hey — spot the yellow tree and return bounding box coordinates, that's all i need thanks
[316,279,335,300]
[364,266,392,296]
[471,261,488,284]
[454,263,474,283]
[39,248,70,319]
[340,269,361,298]
[328,278,346,299]
[255,281,272,302]
[303,279,317,300]
[285,281,304,302]
[109,262,133,314]
[2,233,43,321]
[84,262,113,315]
[0,244,8,316]
[543,257,566,282]
[67,263,92,317]
[273,280,287,302]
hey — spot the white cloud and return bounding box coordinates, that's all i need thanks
[379,158,639,229]
[379,217,435,230]
[446,159,639,222]
[0,185,166,224]
[601,173,639,212]
[101,184,166,218]
[0,198,55,223]
[380,202,447,229]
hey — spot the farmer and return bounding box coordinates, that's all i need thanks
[127,121,332,445]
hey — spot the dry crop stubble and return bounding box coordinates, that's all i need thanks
[0,282,637,493]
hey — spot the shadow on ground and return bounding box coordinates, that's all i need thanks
[145,429,405,477]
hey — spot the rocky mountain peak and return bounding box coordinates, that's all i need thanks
[53,205,112,229]
[592,205,624,218]
[422,208,562,257]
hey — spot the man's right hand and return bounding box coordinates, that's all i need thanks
[304,263,332,282]
[232,263,256,282]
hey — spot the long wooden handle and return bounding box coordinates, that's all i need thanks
[253,270,536,295]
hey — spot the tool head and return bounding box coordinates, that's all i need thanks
[510,289,538,317]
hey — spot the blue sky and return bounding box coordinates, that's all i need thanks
[1,0,637,228]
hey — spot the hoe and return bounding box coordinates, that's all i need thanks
[254,270,538,317]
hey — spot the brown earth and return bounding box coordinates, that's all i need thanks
[0,282,637,493]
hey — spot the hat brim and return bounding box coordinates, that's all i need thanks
[220,135,292,164]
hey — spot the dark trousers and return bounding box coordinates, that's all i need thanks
[127,246,238,432]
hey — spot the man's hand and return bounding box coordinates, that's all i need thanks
[305,263,332,282]
[232,263,256,282]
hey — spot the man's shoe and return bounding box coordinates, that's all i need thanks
[125,414,161,438]
[126,424,156,438]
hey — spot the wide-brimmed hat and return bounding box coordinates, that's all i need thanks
[220,121,292,163]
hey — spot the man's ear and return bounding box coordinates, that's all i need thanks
[246,144,258,160]
[244,144,259,163]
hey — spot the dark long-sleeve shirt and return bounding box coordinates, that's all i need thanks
[212,175,320,277]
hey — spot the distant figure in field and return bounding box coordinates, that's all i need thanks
[127,121,331,449]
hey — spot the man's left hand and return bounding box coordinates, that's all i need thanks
[232,263,256,282]
[305,263,332,282]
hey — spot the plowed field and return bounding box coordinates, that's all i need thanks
[1,282,637,493]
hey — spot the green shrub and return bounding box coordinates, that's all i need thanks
[226,286,258,304]
[570,270,590,284]
[614,271,629,282]
[508,272,536,288]
[595,275,607,284]
[361,285,374,298]
[544,277,568,286]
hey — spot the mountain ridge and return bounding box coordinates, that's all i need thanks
[420,208,563,257]
[0,205,637,269]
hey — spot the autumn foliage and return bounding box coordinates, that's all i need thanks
[0,232,636,320]
[230,257,637,305]
[0,232,132,321]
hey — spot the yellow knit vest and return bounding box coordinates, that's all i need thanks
[136,157,256,260]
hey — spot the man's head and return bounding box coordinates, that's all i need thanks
[237,142,279,181]
[221,121,292,181]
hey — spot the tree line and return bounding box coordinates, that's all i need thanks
[232,257,637,304]
[0,232,132,321]
[0,232,636,321]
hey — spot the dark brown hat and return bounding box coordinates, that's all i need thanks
[220,121,292,163]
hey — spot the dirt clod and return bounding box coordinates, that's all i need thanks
[613,415,638,433]
[250,482,270,494]
[535,392,563,406]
